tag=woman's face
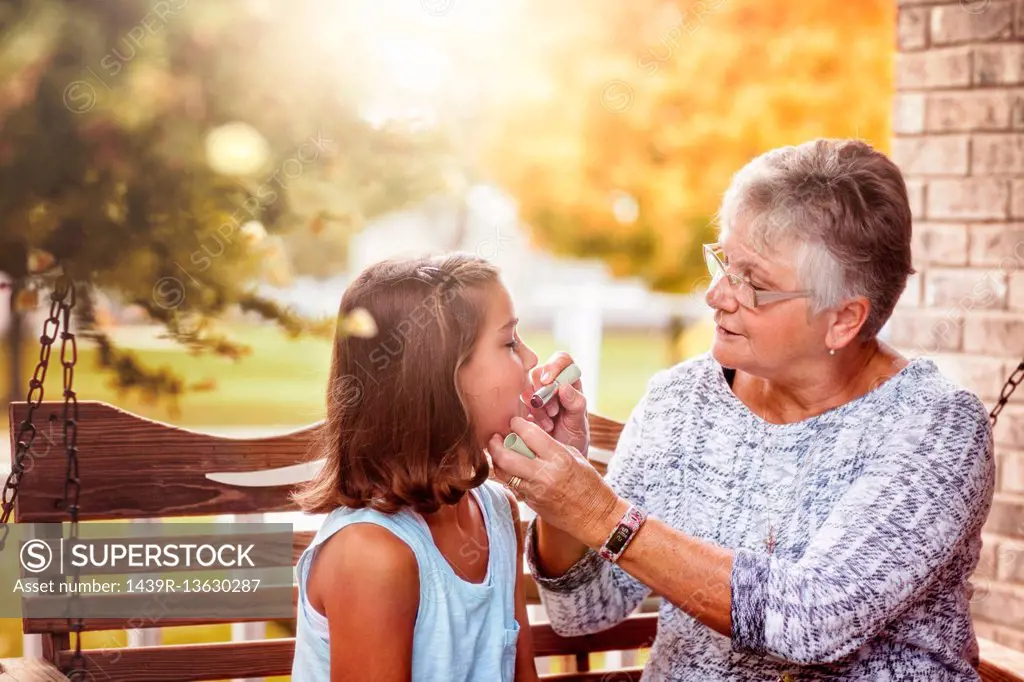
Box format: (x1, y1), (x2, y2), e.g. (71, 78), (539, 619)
(705, 228), (828, 374)
(458, 281), (539, 448)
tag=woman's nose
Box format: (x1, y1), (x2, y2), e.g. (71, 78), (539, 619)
(705, 276), (739, 312)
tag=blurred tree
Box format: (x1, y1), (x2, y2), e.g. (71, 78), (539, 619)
(0, 0), (449, 407)
(480, 0), (894, 293)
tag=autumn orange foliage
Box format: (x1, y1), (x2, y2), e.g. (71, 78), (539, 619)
(480, 0), (896, 292)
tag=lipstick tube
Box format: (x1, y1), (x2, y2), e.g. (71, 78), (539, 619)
(529, 363), (582, 409)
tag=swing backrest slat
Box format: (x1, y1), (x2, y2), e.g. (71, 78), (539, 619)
(9, 402), (318, 522)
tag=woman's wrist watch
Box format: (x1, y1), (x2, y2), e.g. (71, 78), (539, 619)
(598, 503), (648, 563)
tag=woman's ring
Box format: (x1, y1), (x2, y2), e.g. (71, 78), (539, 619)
(507, 475), (523, 494)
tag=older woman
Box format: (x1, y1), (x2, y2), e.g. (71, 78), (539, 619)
(489, 138), (995, 681)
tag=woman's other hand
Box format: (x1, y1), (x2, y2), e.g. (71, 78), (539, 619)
(490, 417), (623, 547)
(521, 352), (590, 457)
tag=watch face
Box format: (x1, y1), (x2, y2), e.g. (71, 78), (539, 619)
(606, 524), (632, 554)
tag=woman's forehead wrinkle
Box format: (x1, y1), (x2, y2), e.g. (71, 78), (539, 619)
(721, 227), (794, 278)
(731, 248), (795, 286)
(725, 245), (772, 273)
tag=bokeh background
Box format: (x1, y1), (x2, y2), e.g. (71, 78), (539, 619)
(0, 0), (896, 427)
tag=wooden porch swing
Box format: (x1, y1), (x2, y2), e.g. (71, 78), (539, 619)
(1, 280), (1024, 681)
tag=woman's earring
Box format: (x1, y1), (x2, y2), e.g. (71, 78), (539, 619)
(829, 348), (836, 356)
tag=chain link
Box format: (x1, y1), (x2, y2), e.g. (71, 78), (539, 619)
(56, 282), (86, 678)
(0, 277), (87, 678)
(990, 360), (1024, 429)
(0, 280), (71, 535)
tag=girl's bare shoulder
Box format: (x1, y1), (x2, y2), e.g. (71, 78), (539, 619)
(308, 523), (419, 610)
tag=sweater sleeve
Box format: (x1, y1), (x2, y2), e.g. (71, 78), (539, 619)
(524, 388), (655, 637)
(730, 391), (995, 665)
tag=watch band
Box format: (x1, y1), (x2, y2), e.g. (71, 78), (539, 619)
(598, 504), (648, 563)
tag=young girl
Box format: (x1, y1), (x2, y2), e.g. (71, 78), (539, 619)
(291, 253), (541, 682)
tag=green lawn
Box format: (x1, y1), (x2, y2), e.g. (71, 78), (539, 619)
(1, 324), (691, 428)
(0, 321), (710, 671)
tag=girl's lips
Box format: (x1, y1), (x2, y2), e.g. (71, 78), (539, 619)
(516, 397), (529, 419)
(517, 382), (534, 416)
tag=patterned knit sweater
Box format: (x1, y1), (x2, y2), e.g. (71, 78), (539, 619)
(525, 352), (995, 681)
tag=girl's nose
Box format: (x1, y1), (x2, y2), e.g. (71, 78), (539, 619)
(523, 343), (539, 370)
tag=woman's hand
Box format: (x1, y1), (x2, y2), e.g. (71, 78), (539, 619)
(490, 416), (624, 548)
(521, 352), (590, 457)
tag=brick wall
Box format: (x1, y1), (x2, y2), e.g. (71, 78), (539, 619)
(890, 0), (1024, 651)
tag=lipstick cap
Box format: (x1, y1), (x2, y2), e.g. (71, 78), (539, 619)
(503, 433), (536, 459)
(554, 363), (582, 386)
(530, 362), (583, 408)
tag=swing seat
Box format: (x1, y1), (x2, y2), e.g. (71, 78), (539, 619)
(0, 401), (651, 681)
(1, 400), (1021, 681)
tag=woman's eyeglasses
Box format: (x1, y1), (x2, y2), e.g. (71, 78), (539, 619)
(702, 243), (811, 309)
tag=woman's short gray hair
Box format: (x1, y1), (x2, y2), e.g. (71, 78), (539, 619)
(717, 138), (915, 341)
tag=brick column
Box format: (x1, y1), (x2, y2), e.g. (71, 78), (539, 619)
(889, 0), (1024, 650)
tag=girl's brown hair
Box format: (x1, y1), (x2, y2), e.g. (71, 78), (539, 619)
(291, 252), (501, 515)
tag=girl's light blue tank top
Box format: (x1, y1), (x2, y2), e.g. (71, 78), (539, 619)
(291, 479), (521, 681)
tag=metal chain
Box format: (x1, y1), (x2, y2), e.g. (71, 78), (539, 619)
(55, 282), (86, 679)
(0, 279), (72, 538)
(990, 360), (1024, 428)
(0, 277), (86, 678)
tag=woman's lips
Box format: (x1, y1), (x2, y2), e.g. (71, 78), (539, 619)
(716, 325), (741, 337)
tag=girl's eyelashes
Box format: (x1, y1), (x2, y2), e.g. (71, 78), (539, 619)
(506, 328), (522, 350)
